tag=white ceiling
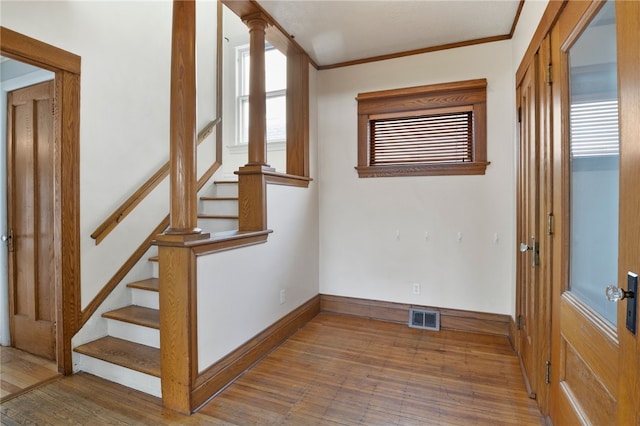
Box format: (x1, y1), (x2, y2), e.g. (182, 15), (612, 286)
(256, 0), (522, 67)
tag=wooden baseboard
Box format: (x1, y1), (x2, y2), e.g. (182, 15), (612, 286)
(191, 295), (320, 411)
(320, 294), (510, 337)
(509, 315), (518, 351)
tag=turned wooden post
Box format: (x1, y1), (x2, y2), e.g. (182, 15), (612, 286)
(237, 13), (274, 232)
(244, 14), (269, 166)
(157, 0), (208, 414)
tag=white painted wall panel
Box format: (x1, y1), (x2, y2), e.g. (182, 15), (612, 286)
(317, 41), (516, 315)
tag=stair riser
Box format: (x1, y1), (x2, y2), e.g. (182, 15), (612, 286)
(131, 288), (159, 309)
(199, 199), (238, 216)
(73, 353), (161, 397)
(198, 218), (239, 233)
(214, 183), (238, 198)
(106, 320), (160, 348)
(152, 261), (159, 279)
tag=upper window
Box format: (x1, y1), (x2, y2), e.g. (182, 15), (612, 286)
(237, 44), (287, 144)
(355, 79), (489, 177)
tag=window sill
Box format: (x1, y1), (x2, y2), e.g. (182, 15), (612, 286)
(355, 162), (490, 178)
(226, 140), (286, 155)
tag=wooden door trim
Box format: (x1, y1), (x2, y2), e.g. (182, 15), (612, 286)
(615, 0), (640, 422)
(1, 27), (81, 375)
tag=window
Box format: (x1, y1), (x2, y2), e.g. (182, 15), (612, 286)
(355, 79), (489, 177)
(237, 44), (286, 144)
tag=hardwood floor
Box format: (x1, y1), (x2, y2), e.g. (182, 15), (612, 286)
(0, 313), (543, 425)
(0, 346), (59, 401)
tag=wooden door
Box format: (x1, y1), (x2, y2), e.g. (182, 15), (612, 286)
(6, 80), (56, 360)
(550, 0), (639, 423)
(516, 54), (540, 400)
(614, 0), (640, 423)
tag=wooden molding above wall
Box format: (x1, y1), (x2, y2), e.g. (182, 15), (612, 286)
(320, 295), (511, 337)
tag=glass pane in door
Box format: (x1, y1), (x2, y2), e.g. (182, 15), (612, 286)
(568, 0), (619, 325)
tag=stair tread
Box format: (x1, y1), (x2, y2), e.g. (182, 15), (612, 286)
(200, 196), (239, 201)
(126, 278), (159, 292)
(103, 305), (159, 329)
(198, 214), (239, 219)
(74, 336), (160, 377)
(213, 180), (238, 184)
(149, 256), (158, 262)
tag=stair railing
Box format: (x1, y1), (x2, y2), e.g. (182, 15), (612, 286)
(90, 119), (219, 245)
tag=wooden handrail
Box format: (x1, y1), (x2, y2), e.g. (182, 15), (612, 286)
(90, 117), (220, 245)
(79, 153), (223, 328)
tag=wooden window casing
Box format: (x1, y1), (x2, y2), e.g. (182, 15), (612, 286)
(356, 79), (489, 177)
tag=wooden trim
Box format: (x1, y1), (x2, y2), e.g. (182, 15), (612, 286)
(191, 295), (321, 411)
(2, 28), (82, 376)
(509, 0), (527, 37)
(90, 120), (218, 244)
(516, 0), (567, 86)
(320, 295), (510, 337)
(286, 51), (310, 177)
(0, 27), (80, 73)
(221, 0), (317, 69)
(166, 0), (201, 235)
(356, 162), (490, 178)
(356, 79), (488, 178)
(356, 78), (487, 103)
(216, 0), (223, 164)
(236, 165), (270, 232)
(264, 171), (312, 188)
(509, 315), (518, 351)
(157, 241), (198, 414)
(319, 35), (510, 71)
(189, 230), (271, 256)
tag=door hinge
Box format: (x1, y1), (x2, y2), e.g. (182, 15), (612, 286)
(517, 315), (522, 330)
(545, 361), (551, 384)
(547, 213), (554, 235)
(545, 64), (553, 85)
(517, 107), (522, 123)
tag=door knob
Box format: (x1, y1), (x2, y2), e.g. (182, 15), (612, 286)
(520, 242), (532, 252)
(519, 236), (538, 267)
(606, 284), (635, 302)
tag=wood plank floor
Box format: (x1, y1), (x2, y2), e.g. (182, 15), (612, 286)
(0, 313), (544, 425)
(0, 346), (59, 401)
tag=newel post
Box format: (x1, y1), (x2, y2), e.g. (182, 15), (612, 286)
(237, 13), (274, 232)
(156, 0), (209, 414)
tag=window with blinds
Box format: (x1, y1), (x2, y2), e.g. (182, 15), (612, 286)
(356, 79), (489, 178)
(369, 109), (473, 165)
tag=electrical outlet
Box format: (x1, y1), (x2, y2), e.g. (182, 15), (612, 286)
(412, 283), (421, 295)
(279, 289), (286, 305)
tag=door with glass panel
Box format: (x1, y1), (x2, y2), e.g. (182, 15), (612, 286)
(550, 0), (640, 423)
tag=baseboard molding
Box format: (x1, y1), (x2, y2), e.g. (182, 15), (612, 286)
(191, 295), (320, 411)
(320, 294), (510, 337)
(509, 315), (518, 351)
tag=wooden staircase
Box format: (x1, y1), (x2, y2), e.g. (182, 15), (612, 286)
(73, 180), (238, 397)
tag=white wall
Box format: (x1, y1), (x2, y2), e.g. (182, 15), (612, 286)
(197, 65), (319, 369)
(512, 0), (550, 73)
(317, 41), (517, 316)
(1, 1), (220, 309)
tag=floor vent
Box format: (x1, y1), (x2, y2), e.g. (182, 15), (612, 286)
(409, 308), (440, 331)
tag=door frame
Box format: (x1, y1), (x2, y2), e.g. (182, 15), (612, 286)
(1, 27), (80, 374)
